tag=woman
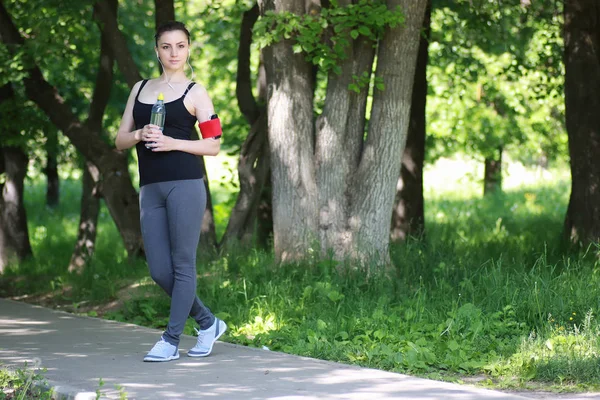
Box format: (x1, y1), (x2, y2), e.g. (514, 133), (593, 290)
(115, 21), (226, 362)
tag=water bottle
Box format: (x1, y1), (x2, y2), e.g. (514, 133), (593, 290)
(150, 92), (166, 131)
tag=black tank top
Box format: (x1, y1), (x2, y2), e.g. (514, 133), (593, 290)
(133, 80), (203, 186)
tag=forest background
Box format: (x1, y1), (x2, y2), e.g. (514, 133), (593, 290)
(1, 0), (600, 394)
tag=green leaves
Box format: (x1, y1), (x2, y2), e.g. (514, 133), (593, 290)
(427, 0), (566, 166)
(254, 1), (404, 74)
(347, 72), (384, 94)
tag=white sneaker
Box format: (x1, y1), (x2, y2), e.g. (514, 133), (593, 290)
(143, 337), (179, 362)
(188, 318), (227, 357)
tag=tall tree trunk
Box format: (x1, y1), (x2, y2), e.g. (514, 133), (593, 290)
(69, 162), (100, 273)
(483, 146), (503, 196)
(563, 0), (600, 245)
(349, 0), (427, 263)
(69, 0), (116, 272)
(0, 147), (33, 273)
(391, 0), (431, 242)
(316, 9), (376, 259)
(0, 84), (33, 273)
(259, 0), (319, 262)
(222, 2), (272, 249)
(222, 113), (270, 248)
(0, 3), (144, 259)
(45, 128), (60, 208)
(255, 50), (273, 248)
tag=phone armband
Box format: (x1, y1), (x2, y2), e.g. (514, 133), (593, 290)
(199, 117), (222, 139)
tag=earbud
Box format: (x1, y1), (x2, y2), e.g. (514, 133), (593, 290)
(156, 51), (159, 59)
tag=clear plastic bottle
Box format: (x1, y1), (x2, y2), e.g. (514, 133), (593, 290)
(150, 92), (166, 131)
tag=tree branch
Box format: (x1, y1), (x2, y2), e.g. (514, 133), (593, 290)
(236, 2), (260, 124)
(0, 2), (108, 165)
(88, 0), (116, 131)
(93, 0), (142, 88)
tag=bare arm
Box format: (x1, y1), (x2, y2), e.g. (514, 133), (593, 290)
(115, 81), (144, 150)
(145, 84), (221, 156)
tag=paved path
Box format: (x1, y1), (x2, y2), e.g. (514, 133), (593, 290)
(0, 299), (567, 399)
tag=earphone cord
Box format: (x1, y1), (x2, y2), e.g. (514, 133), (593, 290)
(156, 53), (194, 90)
(187, 52), (195, 81)
(157, 56), (176, 91)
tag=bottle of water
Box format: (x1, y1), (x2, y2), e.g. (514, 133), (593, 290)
(150, 92), (166, 131)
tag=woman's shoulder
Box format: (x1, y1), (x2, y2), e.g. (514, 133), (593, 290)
(189, 81), (207, 93)
(131, 79), (151, 93)
(188, 82), (210, 101)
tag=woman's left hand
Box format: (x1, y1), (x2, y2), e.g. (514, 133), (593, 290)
(146, 133), (178, 152)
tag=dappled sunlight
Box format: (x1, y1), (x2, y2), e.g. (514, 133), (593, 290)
(0, 299), (526, 399)
(0, 328), (56, 336)
(0, 318), (50, 325)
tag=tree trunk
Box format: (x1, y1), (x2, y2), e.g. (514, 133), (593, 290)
(69, 162), (100, 273)
(390, 0), (431, 242)
(563, 0), (600, 245)
(45, 128), (60, 208)
(222, 2), (272, 249)
(69, 0), (116, 273)
(350, 0), (426, 263)
(154, 0), (175, 26)
(0, 147), (33, 269)
(483, 146), (503, 196)
(316, 12), (376, 259)
(198, 156), (218, 252)
(222, 112), (270, 248)
(0, 84), (33, 273)
(0, 3), (144, 259)
(256, 180), (273, 248)
(259, 0), (319, 262)
(154, 0), (175, 75)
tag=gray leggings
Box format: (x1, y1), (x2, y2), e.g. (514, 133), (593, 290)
(140, 179), (215, 346)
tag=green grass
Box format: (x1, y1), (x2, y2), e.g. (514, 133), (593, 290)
(3, 158), (600, 391)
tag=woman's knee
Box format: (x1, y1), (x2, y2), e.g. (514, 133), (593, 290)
(149, 267), (173, 289)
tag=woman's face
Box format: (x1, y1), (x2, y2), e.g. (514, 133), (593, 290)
(156, 30), (189, 71)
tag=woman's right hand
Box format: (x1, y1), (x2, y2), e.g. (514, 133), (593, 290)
(140, 124), (162, 142)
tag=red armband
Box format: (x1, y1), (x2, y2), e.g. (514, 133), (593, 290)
(199, 118), (222, 139)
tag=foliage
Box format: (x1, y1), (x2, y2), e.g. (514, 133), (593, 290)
(254, 0), (404, 76)
(427, 0), (566, 167)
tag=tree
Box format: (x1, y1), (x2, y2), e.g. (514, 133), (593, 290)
(426, 0), (565, 196)
(69, 0), (117, 273)
(562, 0), (600, 246)
(257, 0), (428, 263)
(391, 0), (431, 242)
(0, 1), (145, 259)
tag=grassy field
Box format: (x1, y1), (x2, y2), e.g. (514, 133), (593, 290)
(3, 156), (600, 393)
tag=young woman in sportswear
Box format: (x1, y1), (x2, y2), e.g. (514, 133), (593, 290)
(115, 21), (226, 362)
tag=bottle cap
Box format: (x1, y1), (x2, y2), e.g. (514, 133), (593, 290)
(157, 92), (164, 101)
